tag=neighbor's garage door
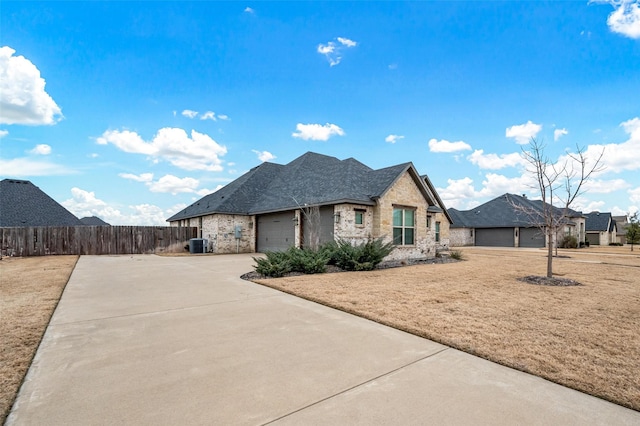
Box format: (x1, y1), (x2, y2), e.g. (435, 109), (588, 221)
(519, 227), (545, 248)
(586, 233), (600, 245)
(475, 228), (514, 247)
(257, 211), (295, 252)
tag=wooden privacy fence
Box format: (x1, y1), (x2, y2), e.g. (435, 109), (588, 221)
(0, 226), (198, 256)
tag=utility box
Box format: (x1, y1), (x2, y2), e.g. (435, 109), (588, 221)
(189, 238), (208, 254)
(234, 225), (242, 239)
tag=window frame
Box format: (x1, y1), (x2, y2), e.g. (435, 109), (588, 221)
(393, 206), (416, 246)
(435, 221), (441, 243)
(354, 209), (365, 226)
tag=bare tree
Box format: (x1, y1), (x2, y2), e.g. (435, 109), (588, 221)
(518, 138), (604, 278)
(302, 205), (322, 250)
(626, 212), (640, 252)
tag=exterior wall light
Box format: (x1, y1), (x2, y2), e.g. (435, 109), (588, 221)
(334, 212), (341, 223)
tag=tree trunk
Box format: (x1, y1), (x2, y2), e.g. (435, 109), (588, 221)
(547, 230), (553, 278)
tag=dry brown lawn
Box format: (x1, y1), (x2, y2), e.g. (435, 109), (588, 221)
(0, 255), (78, 423)
(254, 246), (640, 411)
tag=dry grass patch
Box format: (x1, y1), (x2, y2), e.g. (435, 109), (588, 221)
(0, 255), (78, 423)
(254, 247), (640, 411)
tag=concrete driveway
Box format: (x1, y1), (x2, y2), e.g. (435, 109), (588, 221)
(8, 254), (639, 425)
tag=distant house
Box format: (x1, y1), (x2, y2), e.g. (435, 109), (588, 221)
(167, 152), (451, 260)
(585, 212), (617, 245)
(0, 179), (83, 226)
(448, 193), (585, 248)
(612, 215), (628, 245)
(80, 216), (110, 226)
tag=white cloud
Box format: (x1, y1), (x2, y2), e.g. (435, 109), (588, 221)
(317, 37), (357, 66)
(200, 111), (216, 121)
(428, 138), (472, 153)
(97, 127), (227, 171)
(0, 157), (73, 176)
(582, 178), (630, 193)
(119, 172), (154, 183)
(181, 109), (198, 118)
(554, 128), (568, 141)
(252, 150), (276, 162)
(629, 186), (640, 203)
(337, 37), (357, 47)
(436, 177), (479, 209)
(479, 173), (537, 199)
(580, 200), (606, 213)
(28, 144), (51, 155)
(0, 130), (8, 138)
(0, 46), (62, 125)
(148, 175), (199, 195)
(244, 7), (255, 14)
(62, 187), (175, 226)
(292, 123), (345, 141)
(577, 117), (640, 173)
(605, 0), (640, 39)
(468, 149), (524, 170)
(506, 121), (542, 144)
(385, 134), (404, 144)
(218, 114), (230, 121)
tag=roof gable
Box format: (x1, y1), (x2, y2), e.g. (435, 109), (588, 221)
(585, 212), (613, 231)
(0, 179), (83, 226)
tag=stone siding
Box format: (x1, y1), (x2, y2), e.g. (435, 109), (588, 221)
(333, 204), (374, 243)
(450, 227), (474, 247)
(375, 172), (433, 260)
(171, 214), (255, 253)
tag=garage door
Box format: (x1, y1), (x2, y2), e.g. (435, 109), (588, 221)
(586, 233), (600, 245)
(519, 227), (545, 248)
(475, 228), (514, 247)
(257, 211), (295, 252)
(302, 205), (335, 249)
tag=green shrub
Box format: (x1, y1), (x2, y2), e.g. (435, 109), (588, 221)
(559, 235), (578, 249)
(253, 251), (291, 277)
(330, 238), (394, 271)
(608, 242), (623, 246)
(286, 246), (329, 274)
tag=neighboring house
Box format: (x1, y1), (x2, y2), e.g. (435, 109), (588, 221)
(80, 216), (110, 226)
(167, 152), (452, 260)
(448, 193), (585, 248)
(612, 215), (628, 245)
(0, 179), (83, 226)
(585, 212), (617, 245)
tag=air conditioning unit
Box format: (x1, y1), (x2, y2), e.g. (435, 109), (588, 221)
(189, 238), (207, 254)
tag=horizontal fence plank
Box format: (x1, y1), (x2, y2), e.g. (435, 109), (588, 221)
(0, 226), (198, 256)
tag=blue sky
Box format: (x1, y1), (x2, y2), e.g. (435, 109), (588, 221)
(1, 1), (639, 225)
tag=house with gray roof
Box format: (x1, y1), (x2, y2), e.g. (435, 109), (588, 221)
(0, 179), (83, 227)
(167, 152), (451, 259)
(447, 193), (585, 248)
(585, 212), (617, 245)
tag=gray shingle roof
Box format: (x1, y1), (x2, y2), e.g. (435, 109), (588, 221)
(447, 193), (583, 229)
(80, 216), (110, 226)
(0, 179), (83, 226)
(585, 212), (613, 232)
(167, 152), (449, 222)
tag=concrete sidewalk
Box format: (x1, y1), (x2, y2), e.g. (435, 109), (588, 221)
(8, 254), (639, 425)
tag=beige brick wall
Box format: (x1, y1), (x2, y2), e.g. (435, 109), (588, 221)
(376, 172), (434, 260)
(177, 214), (255, 253)
(334, 203), (374, 243)
(450, 227), (474, 247)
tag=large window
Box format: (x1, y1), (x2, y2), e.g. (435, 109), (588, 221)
(355, 209), (365, 226)
(435, 221), (441, 243)
(393, 207), (415, 245)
